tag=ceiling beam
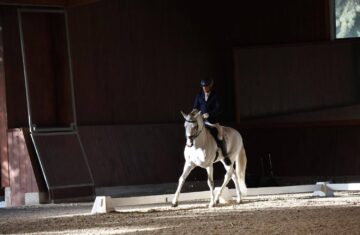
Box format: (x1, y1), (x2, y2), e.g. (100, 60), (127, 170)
(67, 0), (100, 7)
(0, 0), (66, 6)
(0, 0), (100, 7)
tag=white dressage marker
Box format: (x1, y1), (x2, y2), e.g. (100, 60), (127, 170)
(312, 182), (360, 197)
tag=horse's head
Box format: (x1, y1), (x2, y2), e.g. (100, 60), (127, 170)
(181, 109), (204, 147)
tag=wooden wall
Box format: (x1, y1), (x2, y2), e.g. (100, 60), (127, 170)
(0, 13), (9, 187)
(3, 0), (360, 195)
(67, 0), (330, 125)
(1, 7), (73, 129)
(67, 0), (231, 125)
(78, 125), (184, 186)
(20, 11), (73, 127)
(234, 41), (360, 120)
(78, 124), (219, 186)
(31, 133), (94, 199)
(221, 0), (330, 46)
(1, 7), (28, 129)
(241, 124), (360, 179)
(1, 0), (331, 127)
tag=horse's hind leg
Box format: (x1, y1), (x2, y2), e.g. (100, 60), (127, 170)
(172, 161), (195, 207)
(214, 161), (234, 205)
(206, 166), (215, 208)
(231, 170), (242, 204)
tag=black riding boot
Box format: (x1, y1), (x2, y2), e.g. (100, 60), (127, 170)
(206, 125), (231, 166)
(219, 139), (231, 166)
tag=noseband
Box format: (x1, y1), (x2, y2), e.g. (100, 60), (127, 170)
(185, 119), (204, 147)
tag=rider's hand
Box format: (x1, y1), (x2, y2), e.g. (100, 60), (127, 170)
(202, 113), (209, 119)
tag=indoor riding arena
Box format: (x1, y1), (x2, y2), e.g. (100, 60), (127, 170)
(1, 0), (360, 234)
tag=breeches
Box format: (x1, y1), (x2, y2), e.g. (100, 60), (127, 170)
(205, 122), (224, 141)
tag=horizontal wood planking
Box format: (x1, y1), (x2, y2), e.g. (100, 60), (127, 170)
(238, 105), (360, 128)
(6, 123), (360, 202)
(79, 123), (360, 188)
(32, 133), (93, 187)
(78, 124), (189, 187)
(239, 124), (360, 179)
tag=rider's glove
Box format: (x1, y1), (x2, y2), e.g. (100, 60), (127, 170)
(202, 113), (209, 119)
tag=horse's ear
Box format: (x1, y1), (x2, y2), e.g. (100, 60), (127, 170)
(194, 110), (202, 118)
(181, 111), (187, 119)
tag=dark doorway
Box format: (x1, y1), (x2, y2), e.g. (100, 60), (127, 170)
(19, 9), (74, 130)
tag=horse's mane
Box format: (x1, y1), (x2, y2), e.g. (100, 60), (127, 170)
(190, 109), (200, 116)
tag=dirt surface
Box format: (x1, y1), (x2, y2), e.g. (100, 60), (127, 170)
(0, 192), (360, 235)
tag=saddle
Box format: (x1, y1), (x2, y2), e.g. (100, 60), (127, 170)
(205, 125), (227, 156)
(205, 124), (231, 165)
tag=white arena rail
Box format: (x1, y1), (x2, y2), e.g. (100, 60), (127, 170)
(91, 182), (360, 214)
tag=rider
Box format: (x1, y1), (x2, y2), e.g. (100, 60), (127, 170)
(193, 78), (231, 165)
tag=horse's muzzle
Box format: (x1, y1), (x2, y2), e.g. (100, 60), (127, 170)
(186, 138), (194, 147)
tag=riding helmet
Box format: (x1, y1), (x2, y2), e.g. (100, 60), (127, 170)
(200, 78), (214, 87)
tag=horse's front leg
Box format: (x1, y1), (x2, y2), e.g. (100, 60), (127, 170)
(214, 161), (234, 205)
(171, 161), (195, 207)
(206, 166), (215, 208)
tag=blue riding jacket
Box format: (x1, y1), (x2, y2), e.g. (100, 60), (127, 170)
(193, 90), (222, 124)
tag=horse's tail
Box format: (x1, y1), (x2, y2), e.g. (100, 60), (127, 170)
(236, 146), (247, 195)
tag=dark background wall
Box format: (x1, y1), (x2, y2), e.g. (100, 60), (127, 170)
(67, 0), (330, 125)
(68, 0), (232, 124)
(234, 41), (360, 120)
(2, 0), (331, 127)
(2, 0), (360, 190)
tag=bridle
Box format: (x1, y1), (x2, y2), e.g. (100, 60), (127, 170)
(185, 119), (204, 147)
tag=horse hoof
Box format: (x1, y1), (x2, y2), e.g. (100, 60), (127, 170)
(171, 202), (178, 207)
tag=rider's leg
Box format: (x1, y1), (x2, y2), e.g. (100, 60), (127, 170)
(215, 123), (224, 140)
(215, 124), (231, 166)
(206, 123), (231, 166)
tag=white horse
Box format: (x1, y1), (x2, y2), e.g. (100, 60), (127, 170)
(172, 110), (247, 208)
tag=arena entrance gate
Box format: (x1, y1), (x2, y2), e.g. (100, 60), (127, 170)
(18, 8), (94, 201)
